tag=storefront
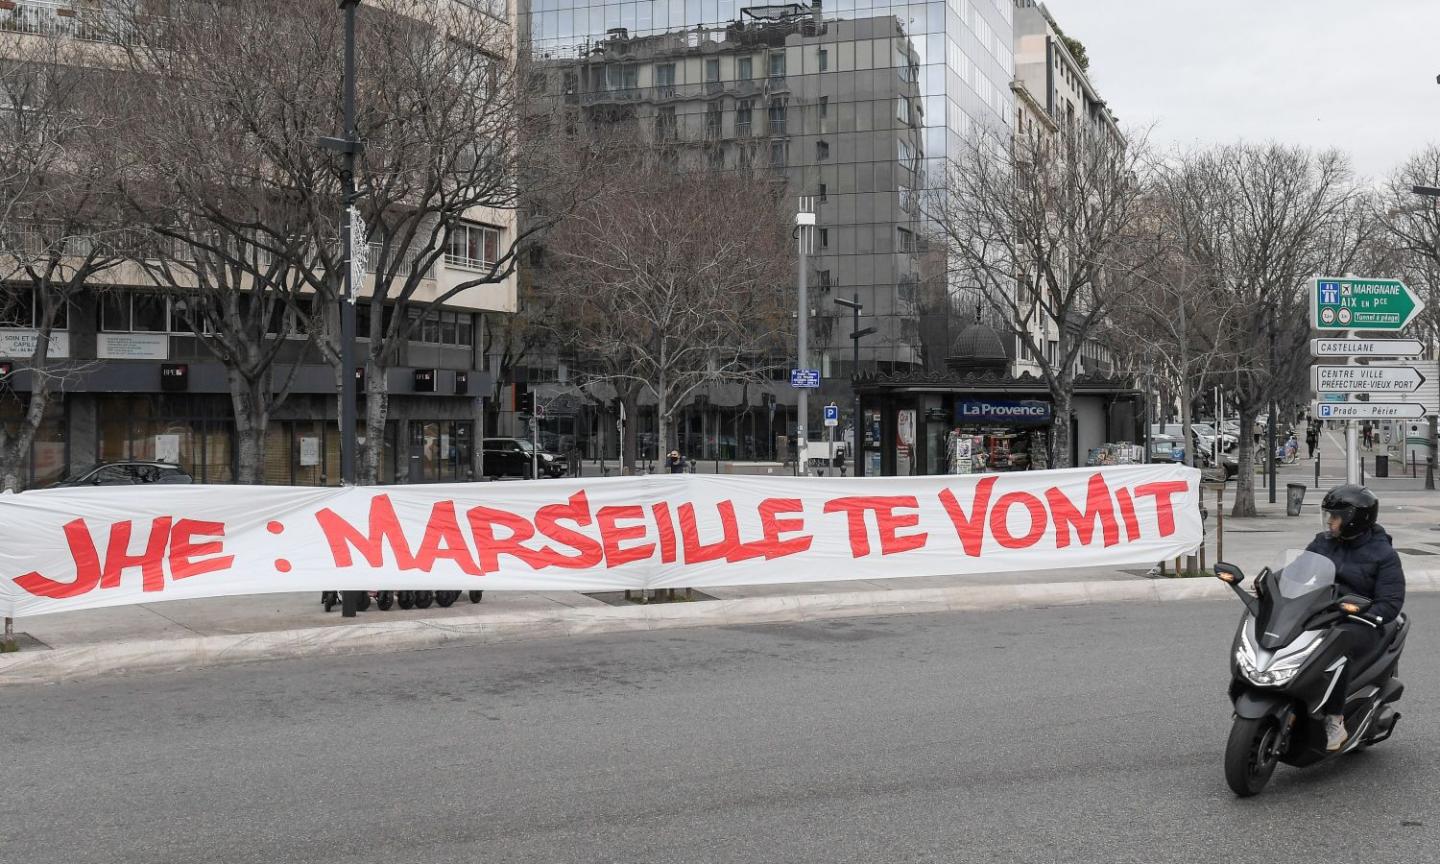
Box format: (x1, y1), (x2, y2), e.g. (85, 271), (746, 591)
(856, 375), (1145, 478)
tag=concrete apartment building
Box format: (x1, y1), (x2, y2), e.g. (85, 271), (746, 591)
(0, 0), (517, 489)
(521, 0), (1016, 461)
(1008, 0), (1122, 379)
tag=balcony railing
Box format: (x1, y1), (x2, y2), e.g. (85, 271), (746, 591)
(0, 0), (140, 47)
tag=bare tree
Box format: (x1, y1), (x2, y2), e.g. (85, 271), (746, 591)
(1378, 146), (1440, 350)
(114, 0), (591, 484)
(110, 0), (348, 483)
(1161, 144), (1370, 516)
(0, 32), (128, 491)
(539, 159), (793, 471)
(928, 124), (1155, 468)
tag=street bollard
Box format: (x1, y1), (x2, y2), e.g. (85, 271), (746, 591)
(1428, 457), (1435, 491)
(1215, 485), (1225, 564)
(2, 616), (16, 653)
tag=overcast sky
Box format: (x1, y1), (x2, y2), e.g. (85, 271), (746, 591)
(1044, 0), (1439, 184)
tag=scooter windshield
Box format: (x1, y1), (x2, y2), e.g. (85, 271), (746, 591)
(1276, 551), (1336, 599)
(1258, 551), (1337, 650)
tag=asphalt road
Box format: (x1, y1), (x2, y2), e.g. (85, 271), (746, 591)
(6, 595), (1439, 864)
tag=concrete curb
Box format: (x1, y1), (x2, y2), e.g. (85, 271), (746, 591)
(6, 571), (1440, 686)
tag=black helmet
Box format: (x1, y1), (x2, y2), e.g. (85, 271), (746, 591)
(1320, 484), (1378, 540)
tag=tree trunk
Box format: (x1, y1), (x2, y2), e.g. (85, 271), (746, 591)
(228, 368), (270, 485)
(361, 356), (389, 485)
(1232, 410), (1258, 517)
(1051, 387), (1073, 469)
(0, 331), (55, 492)
(656, 375), (669, 464)
(0, 394), (46, 493)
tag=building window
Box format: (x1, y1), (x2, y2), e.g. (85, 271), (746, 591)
(768, 51), (785, 79)
(897, 227), (916, 253)
(446, 222), (501, 271)
(706, 103), (722, 139)
(656, 106), (677, 140)
(736, 99), (752, 137)
(897, 97), (910, 125)
(817, 48), (828, 72)
(816, 139), (830, 160)
(817, 269), (832, 289)
(898, 139), (914, 172)
(738, 57), (752, 79)
(819, 95), (828, 118)
(100, 291), (168, 333)
(769, 140), (787, 167)
(767, 97), (786, 135)
(819, 228), (829, 248)
(705, 58), (720, 82)
(708, 145), (725, 169)
(817, 182), (827, 201)
(0, 288), (67, 330)
(656, 63), (676, 94)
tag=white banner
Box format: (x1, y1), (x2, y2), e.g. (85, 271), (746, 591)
(0, 465), (1202, 619)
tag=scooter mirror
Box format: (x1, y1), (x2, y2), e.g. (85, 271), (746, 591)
(1337, 594), (1372, 615)
(1214, 562), (1244, 585)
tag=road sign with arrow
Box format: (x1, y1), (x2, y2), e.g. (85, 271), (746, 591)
(1311, 364), (1427, 394)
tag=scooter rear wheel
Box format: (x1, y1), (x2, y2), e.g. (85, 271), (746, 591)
(1225, 716), (1280, 797)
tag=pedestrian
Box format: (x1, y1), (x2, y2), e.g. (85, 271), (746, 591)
(1306, 425), (1318, 460)
(666, 449), (685, 474)
(1362, 421), (1373, 449)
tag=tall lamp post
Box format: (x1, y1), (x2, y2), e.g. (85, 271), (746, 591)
(834, 294), (875, 477)
(319, 0), (365, 616)
(1409, 184), (1440, 490)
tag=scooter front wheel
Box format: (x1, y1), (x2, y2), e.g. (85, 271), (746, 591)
(1225, 716), (1280, 797)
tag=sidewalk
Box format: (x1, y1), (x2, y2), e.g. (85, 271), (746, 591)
(5, 487), (1438, 685)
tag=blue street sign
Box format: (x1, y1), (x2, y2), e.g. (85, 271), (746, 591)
(790, 369), (821, 388)
(1318, 280), (1341, 306)
(823, 404), (839, 421)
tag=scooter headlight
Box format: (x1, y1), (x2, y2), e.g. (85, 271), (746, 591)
(1236, 635), (1322, 687)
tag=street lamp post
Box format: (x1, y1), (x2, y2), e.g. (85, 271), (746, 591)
(319, 0), (365, 616)
(795, 197), (815, 476)
(834, 294), (875, 477)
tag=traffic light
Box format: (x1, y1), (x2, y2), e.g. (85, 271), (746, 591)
(516, 389), (534, 415)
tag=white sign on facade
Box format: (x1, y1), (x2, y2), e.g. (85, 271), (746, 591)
(97, 333), (169, 360)
(0, 330), (70, 360)
(299, 437), (321, 467)
(154, 434), (181, 464)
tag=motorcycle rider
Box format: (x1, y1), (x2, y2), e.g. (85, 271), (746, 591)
(1303, 485), (1405, 751)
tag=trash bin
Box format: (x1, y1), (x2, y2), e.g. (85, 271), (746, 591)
(1375, 454), (1389, 478)
(1285, 483), (1306, 517)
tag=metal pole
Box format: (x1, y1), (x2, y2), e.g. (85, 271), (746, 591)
(852, 294), (862, 478)
(1346, 420), (1360, 485)
(339, 0), (361, 619)
(1267, 400), (1277, 504)
(795, 197), (813, 476)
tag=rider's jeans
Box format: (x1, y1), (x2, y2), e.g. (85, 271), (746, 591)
(1323, 620), (1385, 714)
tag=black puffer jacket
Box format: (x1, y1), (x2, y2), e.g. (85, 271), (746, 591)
(1304, 525), (1406, 622)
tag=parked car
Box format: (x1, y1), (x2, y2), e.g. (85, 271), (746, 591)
(47, 461), (194, 488)
(1149, 428), (1238, 479)
(1191, 422), (1238, 453)
(480, 438), (567, 479)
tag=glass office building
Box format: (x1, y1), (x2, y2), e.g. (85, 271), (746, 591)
(523, 0), (1015, 380)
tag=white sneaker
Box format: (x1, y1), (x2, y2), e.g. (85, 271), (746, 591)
(1324, 714), (1349, 751)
